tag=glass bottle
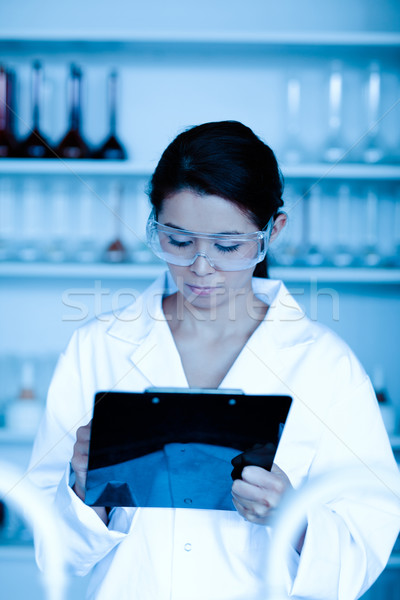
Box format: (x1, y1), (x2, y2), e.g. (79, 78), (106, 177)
(76, 182), (100, 263)
(0, 65), (16, 157)
(45, 181), (70, 262)
(0, 178), (16, 261)
(281, 76), (302, 164)
(361, 188), (381, 267)
(18, 61), (53, 159)
(301, 186), (325, 266)
(104, 182), (128, 262)
(6, 68), (16, 145)
(324, 61), (346, 163)
(391, 189), (400, 267)
(363, 62), (384, 164)
(55, 64), (89, 159)
(17, 179), (44, 261)
(94, 70), (126, 160)
(331, 185), (354, 267)
(272, 184), (301, 266)
(6, 360), (44, 435)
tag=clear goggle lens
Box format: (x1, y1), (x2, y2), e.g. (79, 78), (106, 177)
(146, 213), (274, 271)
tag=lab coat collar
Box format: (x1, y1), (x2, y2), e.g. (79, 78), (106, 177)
(106, 271), (316, 387)
(106, 271), (316, 351)
(106, 271), (187, 388)
(106, 270), (176, 346)
(251, 276), (316, 350)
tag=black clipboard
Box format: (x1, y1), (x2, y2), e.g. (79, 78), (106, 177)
(85, 388), (292, 510)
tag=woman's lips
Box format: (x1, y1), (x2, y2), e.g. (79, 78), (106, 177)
(186, 284), (220, 296)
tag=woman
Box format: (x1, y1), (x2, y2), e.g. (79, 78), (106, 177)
(28, 121), (399, 600)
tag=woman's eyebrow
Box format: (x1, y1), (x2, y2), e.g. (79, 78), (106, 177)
(164, 222), (245, 235)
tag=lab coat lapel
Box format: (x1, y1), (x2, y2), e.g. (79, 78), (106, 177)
(107, 273), (314, 392)
(220, 320), (287, 393)
(221, 278), (314, 393)
(106, 271), (187, 388)
(128, 319), (188, 388)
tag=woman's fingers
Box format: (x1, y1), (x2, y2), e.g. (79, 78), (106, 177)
(75, 421), (91, 448)
(231, 464), (292, 524)
(242, 465), (287, 493)
(71, 421), (92, 498)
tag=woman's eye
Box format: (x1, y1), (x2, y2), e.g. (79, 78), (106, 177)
(215, 243), (240, 253)
(168, 236), (192, 248)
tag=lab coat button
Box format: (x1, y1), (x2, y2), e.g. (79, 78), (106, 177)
(184, 497), (192, 504)
(184, 543), (192, 552)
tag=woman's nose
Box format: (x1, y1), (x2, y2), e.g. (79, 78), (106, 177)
(190, 252), (216, 275)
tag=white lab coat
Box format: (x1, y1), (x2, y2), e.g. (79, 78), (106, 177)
(28, 272), (399, 600)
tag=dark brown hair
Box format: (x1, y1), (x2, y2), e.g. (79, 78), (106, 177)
(148, 120), (284, 277)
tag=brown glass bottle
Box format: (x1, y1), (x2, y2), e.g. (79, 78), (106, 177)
(94, 70), (126, 160)
(55, 64), (89, 159)
(18, 61), (53, 158)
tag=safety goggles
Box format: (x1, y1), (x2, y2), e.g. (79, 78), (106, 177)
(146, 211), (274, 271)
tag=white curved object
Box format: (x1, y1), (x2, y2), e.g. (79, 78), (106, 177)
(0, 461), (66, 600)
(265, 468), (400, 600)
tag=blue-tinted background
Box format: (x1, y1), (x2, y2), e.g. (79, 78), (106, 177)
(0, 1), (399, 598)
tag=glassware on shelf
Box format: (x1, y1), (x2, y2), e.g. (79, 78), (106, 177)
(17, 61), (53, 159)
(281, 76), (303, 165)
(76, 182), (100, 263)
(363, 62), (384, 164)
(360, 188), (382, 267)
(17, 179), (44, 261)
(0, 65), (17, 157)
(5, 359), (44, 435)
(391, 189), (400, 267)
(331, 184), (354, 267)
(323, 61), (346, 163)
(45, 181), (70, 262)
(130, 184), (156, 264)
(5, 67), (16, 144)
(299, 185), (326, 266)
(93, 70), (127, 160)
(55, 64), (89, 159)
(104, 182), (128, 263)
(0, 178), (16, 261)
(272, 184), (301, 266)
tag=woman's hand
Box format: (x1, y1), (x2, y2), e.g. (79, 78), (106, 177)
(70, 421), (108, 524)
(231, 463), (292, 525)
(71, 421), (92, 501)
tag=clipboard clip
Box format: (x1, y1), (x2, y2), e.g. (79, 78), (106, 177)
(144, 387), (244, 395)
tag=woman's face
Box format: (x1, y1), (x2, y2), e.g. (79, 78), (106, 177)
(157, 189), (271, 310)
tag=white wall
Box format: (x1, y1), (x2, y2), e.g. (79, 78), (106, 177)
(1, 0), (400, 35)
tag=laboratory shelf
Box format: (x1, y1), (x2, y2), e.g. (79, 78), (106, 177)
(0, 160), (400, 181)
(281, 163), (400, 181)
(0, 261), (165, 280)
(271, 267), (400, 283)
(1, 30), (400, 48)
(1, 262), (400, 283)
(0, 159), (153, 177)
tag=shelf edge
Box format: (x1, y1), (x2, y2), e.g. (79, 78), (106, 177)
(1, 31), (400, 47)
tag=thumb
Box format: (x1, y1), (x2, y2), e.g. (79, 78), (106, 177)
(271, 462), (285, 476)
(271, 463), (292, 491)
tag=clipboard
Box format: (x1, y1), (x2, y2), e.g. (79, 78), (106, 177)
(85, 388), (292, 510)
